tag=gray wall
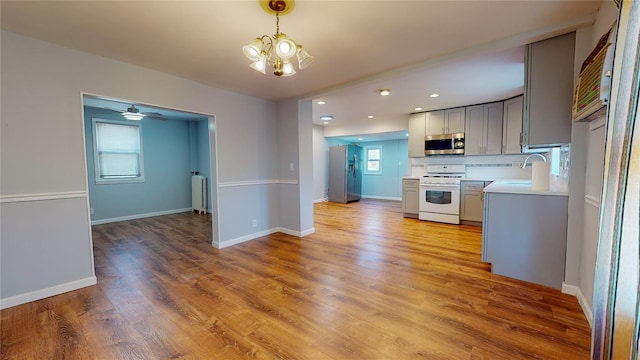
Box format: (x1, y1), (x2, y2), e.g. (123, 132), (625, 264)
(0, 30), (310, 308)
(312, 125), (329, 202)
(564, 0), (617, 324)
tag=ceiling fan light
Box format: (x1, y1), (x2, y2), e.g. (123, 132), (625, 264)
(123, 112), (144, 121)
(122, 105), (145, 121)
(275, 34), (297, 59)
(281, 60), (296, 76)
(296, 45), (314, 69)
(242, 38), (264, 61)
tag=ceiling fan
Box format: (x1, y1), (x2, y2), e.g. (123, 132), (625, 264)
(121, 105), (167, 121)
(86, 104), (168, 121)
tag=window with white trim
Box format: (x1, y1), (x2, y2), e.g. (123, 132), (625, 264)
(93, 119), (144, 183)
(364, 146), (382, 174)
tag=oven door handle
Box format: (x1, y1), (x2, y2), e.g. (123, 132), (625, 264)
(420, 184), (460, 190)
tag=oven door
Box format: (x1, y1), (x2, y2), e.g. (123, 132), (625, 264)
(419, 184), (460, 215)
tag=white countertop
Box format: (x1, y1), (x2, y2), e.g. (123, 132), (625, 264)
(483, 179), (568, 196)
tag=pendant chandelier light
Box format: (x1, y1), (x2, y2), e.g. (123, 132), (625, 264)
(242, 0), (314, 77)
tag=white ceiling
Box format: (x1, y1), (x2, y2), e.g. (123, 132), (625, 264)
(1, 1), (601, 141)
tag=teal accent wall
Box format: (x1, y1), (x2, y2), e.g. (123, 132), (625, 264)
(325, 138), (408, 200)
(361, 139), (408, 199)
(84, 108), (209, 221)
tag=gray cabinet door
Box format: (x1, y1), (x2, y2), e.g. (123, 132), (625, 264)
(524, 32), (575, 149)
(464, 105), (484, 156)
(485, 102), (503, 155)
(425, 110), (445, 135)
(402, 179), (420, 215)
(502, 96), (523, 154)
(445, 107), (466, 133)
(408, 113), (426, 157)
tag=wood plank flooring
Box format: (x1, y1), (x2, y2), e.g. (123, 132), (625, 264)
(1, 199), (591, 359)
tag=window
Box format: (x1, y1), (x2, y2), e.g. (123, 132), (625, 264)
(364, 146), (382, 174)
(93, 119), (144, 183)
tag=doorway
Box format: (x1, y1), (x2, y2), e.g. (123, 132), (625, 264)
(81, 93), (219, 245)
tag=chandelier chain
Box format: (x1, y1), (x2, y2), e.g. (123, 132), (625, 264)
(276, 11), (280, 35)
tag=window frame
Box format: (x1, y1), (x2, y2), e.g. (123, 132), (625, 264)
(364, 146), (382, 175)
(92, 118), (145, 185)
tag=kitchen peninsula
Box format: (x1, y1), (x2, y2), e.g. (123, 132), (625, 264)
(482, 180), (568, 289)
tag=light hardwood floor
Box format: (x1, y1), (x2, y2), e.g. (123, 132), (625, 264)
(1, 199), (590, 359)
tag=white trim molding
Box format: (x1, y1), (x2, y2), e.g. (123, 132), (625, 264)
(215, 227), (315, 249)
(218, 179), (298, 188)
(91, 208), (192, 225)
(0, 276), (97, 310)
(361, 195), (402, 201)
(562, 282), (593, 327)
(314, 198), (328, 203)
(0, 191), (87, 204)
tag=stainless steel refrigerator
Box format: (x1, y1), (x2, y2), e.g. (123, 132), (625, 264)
(328, 144), (362, 203)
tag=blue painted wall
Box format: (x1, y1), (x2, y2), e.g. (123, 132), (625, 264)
(84, 108), (207, 221)
(326, 138), (408, 200)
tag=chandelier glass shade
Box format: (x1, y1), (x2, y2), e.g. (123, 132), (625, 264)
(243, 1), (313, 77)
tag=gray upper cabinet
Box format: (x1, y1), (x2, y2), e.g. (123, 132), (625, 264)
(445, 107), (466, 134)
(425, 110), (445, 136)
(426, 108), (465, 136)
(523, 32), (575, 150)
(408, 112), (426, 158)
(464, 102), (502, 156)
(502, 95), (523, 154)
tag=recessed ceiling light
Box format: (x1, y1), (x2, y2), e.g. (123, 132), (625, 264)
(414, 107), (423, 111)
(367, 115), (374, 119)
(379, 89), (390, 96)
(430, 93), (440, 98)
(358, 137), (364, 141)
(323, 121), (329, 125)
(320, 115), (333, 121)
(317, 100), (326, 105)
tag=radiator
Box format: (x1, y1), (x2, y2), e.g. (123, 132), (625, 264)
(191, 175), (207, 214)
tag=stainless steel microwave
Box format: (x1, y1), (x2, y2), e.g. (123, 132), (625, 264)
(424, 133), (465, 155)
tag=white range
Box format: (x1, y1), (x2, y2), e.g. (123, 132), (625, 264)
(419, 164), (465, 224)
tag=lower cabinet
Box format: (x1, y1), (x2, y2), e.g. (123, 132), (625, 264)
(482, 192), (568, 290)
(402, 178), (420, 218)
(460, 181), (490, 224)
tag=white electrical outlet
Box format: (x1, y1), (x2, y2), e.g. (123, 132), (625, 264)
(289, 163), (294, 171)
(90, 208), (94, 215)
(251, 219), (257, 227)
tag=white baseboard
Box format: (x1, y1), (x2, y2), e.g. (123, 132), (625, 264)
(562, 282), (593, 327)
(0, 276), (97, 310)
(361, 195), (402, 201)
(314, 198), (328, 203)
(215, 227), (316, 249)
(279, 227), (315, 237)
(91, 208), (192, 225)
(215, 228), (280, 249)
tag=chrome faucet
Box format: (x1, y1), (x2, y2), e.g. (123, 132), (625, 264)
(521, 153), (547, 168)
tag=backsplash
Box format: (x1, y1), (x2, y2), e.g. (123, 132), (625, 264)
(550, 144), (570, 192)
(410, 154), (533, 179)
